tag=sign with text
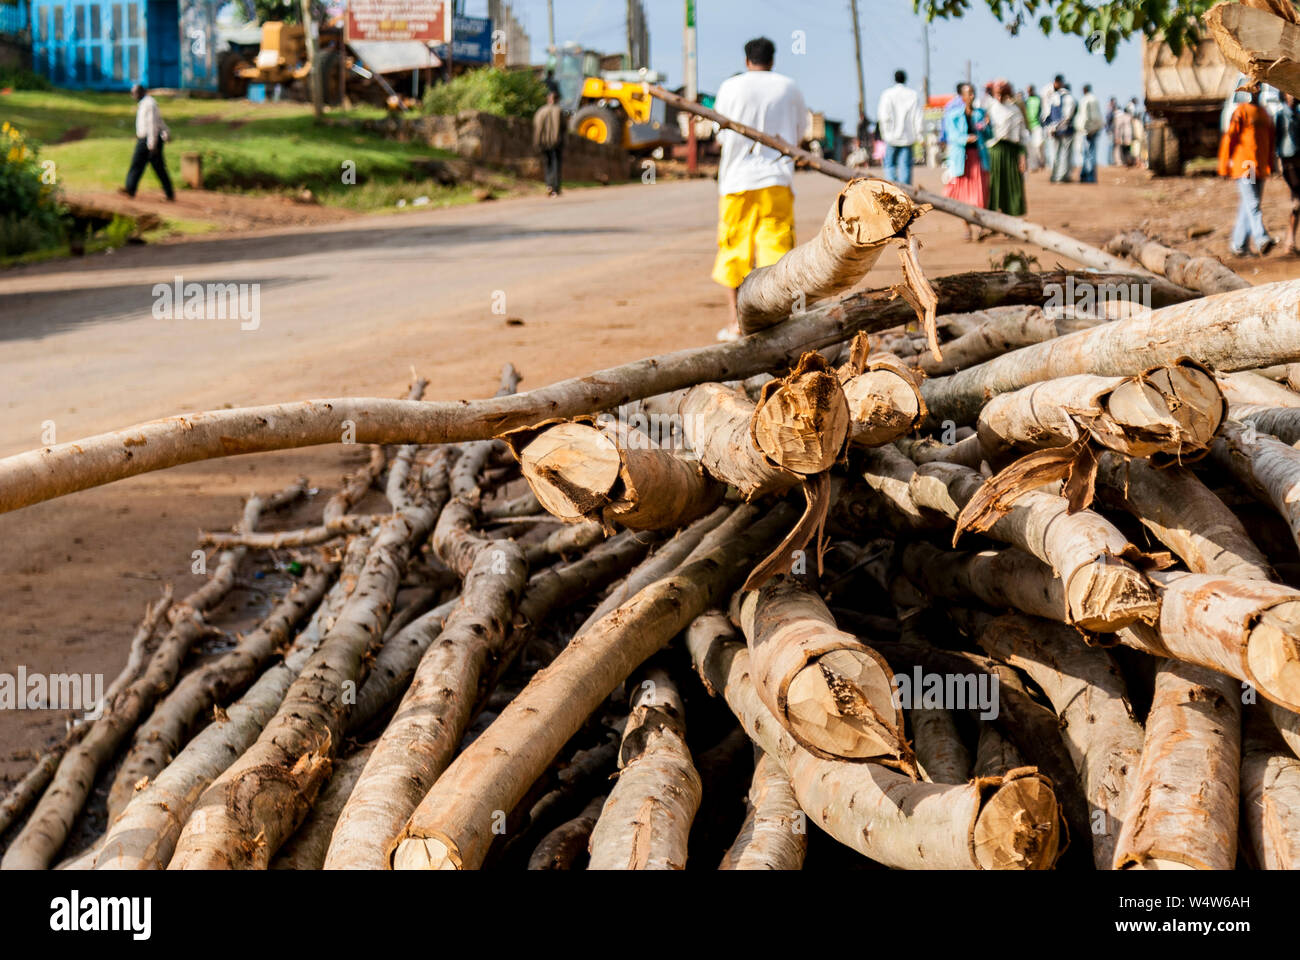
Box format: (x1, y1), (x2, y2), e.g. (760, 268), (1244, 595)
(346, 0), (447, 43)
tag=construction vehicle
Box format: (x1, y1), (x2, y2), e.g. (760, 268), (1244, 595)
(552, 44), (682, 153)
(1142, 35), (1239, 175)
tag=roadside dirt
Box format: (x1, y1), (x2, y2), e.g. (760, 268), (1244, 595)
(2, 163), (1296, 795)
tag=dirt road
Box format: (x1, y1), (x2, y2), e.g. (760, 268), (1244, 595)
(1, 164), (1296, 779)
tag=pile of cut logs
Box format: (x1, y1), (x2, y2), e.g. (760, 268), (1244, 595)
(2, 178), (1300, 871)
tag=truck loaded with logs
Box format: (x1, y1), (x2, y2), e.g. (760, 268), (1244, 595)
(2, 89), (1300, 873)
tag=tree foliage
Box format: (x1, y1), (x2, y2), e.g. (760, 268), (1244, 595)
(915, 0), (1219, 59)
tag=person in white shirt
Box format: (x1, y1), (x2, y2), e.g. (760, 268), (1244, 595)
(711, 36), (807, 339)
(1074, 83), (1105, 183)
(124, 84), (175, 201)
(876, 70), (923, 185)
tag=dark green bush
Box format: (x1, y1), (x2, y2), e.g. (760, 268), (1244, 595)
(422, 68), (547, 120)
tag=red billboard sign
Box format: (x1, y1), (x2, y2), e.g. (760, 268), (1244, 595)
(346, 0), (447, 43)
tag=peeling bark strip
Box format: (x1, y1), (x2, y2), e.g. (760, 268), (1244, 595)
(0, 271), (1190, 517)
(92, 534), (371, 871)
(1113, 662), (1241, 871)
(105, 564), (335, 821)
(906, 460), (1161, 631)
(586, 669), (702, 870)
(922, 279), (1300, 427)
(680, 383), (800, 499)
(1241, 710), (1300, 870)
(168, 461), (449, 869)
(1146, 571), (1300, 713)
(736, 579), (906, 762)
(737, 178), (926, 334)
(974, 613), (1144, 870)
(388, 503), (795, 871)
(719, 748), (807, 870)
(1213, 420), (1300, 552)
(684, 613), (1062, 869)
(1106, 229), (1251, 296)
(514, 420), (722, 532)
(975, 361), (1225, 464)
(917, 306), (1101, 378)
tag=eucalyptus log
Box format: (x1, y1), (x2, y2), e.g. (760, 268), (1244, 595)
(527, 795), (606, 870)
(901, 542), (1068, 624)
(684, 612), (1062, 869)
(922, 280), (1300, 426)
(735, 578), (906, 762)
(1241, 710), (1300, 870)
(974, 725), (1025, 779)
(910, 707), (971, 785)
(917, 306), (1100, 377)
(271, 744), (376, 870)
(1213, 420), (1300, 551)
(1113, 662), (1241, 871)
(679, 383), (799, 498)
(1221, 371), (1300, 408)
(737, 177), (925, 334)
(750, 353), (851, 473)
(840, 347), (927, 448)
(1105, 229), (1251, 295)
(1233, 405), (1300, 446)
(974, 612), (1144, 869)
(586, 669), (701, 870)
(718, 749), (807, 870)
(389, 503), (794, 870)
(1206, 0), (1300, 101)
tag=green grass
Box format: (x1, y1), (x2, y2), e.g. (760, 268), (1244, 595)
(1, 90), (466, 207)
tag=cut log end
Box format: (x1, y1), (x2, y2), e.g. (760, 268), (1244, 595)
(785, 648), (903, 759)
(973, 773), (1062, 870)
(752, 365), (850, 475)
(390, 834), (460, 871)
(1065, 559), (1161, 632)
(838, 178), (919, 244)
(1101, 362), (1225, 460)
(1247, 601), (1300, 711)
(519, 422), (621, 521)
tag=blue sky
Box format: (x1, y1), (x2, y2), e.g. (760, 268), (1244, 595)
(463, 0), (1145, 120)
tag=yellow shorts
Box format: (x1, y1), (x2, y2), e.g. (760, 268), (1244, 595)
(711, 185), (795, 289)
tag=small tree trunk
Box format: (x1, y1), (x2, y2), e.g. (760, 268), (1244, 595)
(679, 384), (800, 498)
(587, 669), (702, 870)
(973, 725), (1025, 779)
(1241, 710), (1300, 870)
(1221, 371), (1300, 408)
(750, 353), (851, 474)
(1112, 662), (1241, 870)
(736, 578), (906, 762)
(911, 708), (971, 785)
(737, 178), (925, 334)
(840, 348), (926, 448)
(1214, 420), (1300, 552)
(1232, 404), (1300, 445)
(1205, 1), (1300, 101)
(389, 503), (794, 871)
(901, 541), (1069, 624)
(271, 744), (376, 870)
(718, 748), (806, 870)
(1106, 229), (1251, 295)
(922, 280), (1300, 427)
(916, 306), (1100, 377)
(527, 795), (606, 870)
(684, 613), (1062, 869)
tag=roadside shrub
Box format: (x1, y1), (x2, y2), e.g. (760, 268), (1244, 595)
(422, 68), (547, 120)
(0, 66), (53, 91)
(0, 121), (64, 255)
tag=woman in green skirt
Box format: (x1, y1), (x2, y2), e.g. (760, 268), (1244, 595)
(986, 79), (1028, 217)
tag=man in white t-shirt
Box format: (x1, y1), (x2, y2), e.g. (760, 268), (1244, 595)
(711, 37), (807, 339)
(876, 69), (923, 185)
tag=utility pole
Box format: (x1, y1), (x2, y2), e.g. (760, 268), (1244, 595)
(684, 0), (698, 174)
(300, 0), (323, 119)
(627, 0), (636, 70)
(921, 19), (930, 105)
(965, 59), (972, 86)
(849, 0), (866, 125)
(547, 0), (555, 51)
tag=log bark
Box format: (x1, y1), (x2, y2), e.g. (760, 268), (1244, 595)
(737, 178), (925, 334)
(1106, 229), (1252, 295)
(1206, 0), (1300, 100)
(105, 564), (335, 820)
(679, 383), (799, 498)
(736, 578), (906, 762)
(1112, 661), (1241, 871)
(523, 520), (606, 566)
(1233, 404), (1300, 445)
(901, 542), (1069, 624)
(0, 273), (1194, 517)
(974, 613), (1144, 869)
(91, 534), (370, 870)
(718, 748), (807, 870)
(922, 280), (1300, 426)
(974, 725), (1025, 779)
(684, 613), (1062, 869)
(514, 420), (722, 532)
(270, 744), (376, 870)
(0, 487), (288, 870)
(1241, 709), (1300, 870)
(168, 460), (448, 869)
(1220, 371), (1300, 408)
(527, 795), (606, 870)
(911, 707), (972, 785)
(1213, 420), (1300, 551)
(840, 346), (927, 448)
(388, 502), (795, 870)
(916, 306), (1100, 377)
(586, 669), (701, 870)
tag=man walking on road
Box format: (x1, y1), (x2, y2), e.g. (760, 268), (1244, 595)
(1076, 83), (1104, 183)
(1219, 80), (1276, 256)
(711, 36), (807, 340)
(533, 89), (566, 198)
(877, 70), (922, 185)
(1046, 75), (1077, 183)
(123, 84), (174, 201)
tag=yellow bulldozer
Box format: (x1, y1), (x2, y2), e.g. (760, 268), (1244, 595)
(552, 45), (682, 154)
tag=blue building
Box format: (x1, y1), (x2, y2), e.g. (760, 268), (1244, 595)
(21, 0), (221, 90)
